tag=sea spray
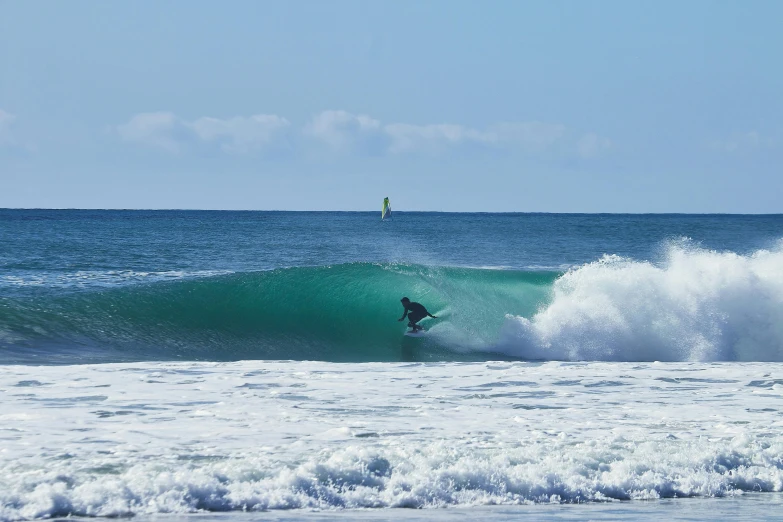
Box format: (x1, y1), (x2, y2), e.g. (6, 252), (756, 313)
(497, 243), (783, 361)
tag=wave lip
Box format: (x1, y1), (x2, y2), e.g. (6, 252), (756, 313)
(0, 269), (235, 289)
(497, 243), (783, 362)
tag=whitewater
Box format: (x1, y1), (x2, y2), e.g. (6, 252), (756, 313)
(498, 242), (783, 362)
(1, 210), (783, 520)
(3, 361), (783, 520)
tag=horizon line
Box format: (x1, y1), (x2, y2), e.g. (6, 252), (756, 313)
(1, 207), (782, 216)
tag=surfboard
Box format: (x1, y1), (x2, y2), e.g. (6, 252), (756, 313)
(404, 329), (426, 337)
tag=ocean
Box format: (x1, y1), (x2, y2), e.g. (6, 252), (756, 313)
(1, 210), (782, 520)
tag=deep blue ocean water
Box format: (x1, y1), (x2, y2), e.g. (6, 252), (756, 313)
(3, 210), (781, 275)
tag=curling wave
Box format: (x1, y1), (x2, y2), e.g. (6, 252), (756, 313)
(0, 263), (553, 363)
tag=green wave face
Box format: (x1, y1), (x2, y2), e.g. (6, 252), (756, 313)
(0, 264), (557, 363)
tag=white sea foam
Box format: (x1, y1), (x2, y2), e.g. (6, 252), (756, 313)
(497, 244), (783, 361)
(0, 269), (233, 289)
(1, 360), (782, 520)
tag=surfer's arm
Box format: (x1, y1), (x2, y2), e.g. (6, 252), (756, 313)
(398, 308), (408, 321)
(427, 313), (437, 318)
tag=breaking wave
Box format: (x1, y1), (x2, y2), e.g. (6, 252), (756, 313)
(497, 243), (783, 361)
(2, 243), (782, 363)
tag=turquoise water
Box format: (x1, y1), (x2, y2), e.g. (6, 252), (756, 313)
(1, 210), (782, 363)
(156, 494), (783, 520)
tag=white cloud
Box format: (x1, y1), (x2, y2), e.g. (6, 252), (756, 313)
(116, 109), (610, 159)
(303, 110), (381, 149)
(384, 123), (483, 153)
(577, 132), (612, 158)
(486, 122), (567, 150)
(384, 121), (568, 153)
(116, 112), (180, 152)
(116, 112), (290, 153)
(305, 111), (572, 155)
(187, 115), (290, 153)
(710, 131), (778, 153)
(0, 109), (15, 127)
(0, 109), (18, 146)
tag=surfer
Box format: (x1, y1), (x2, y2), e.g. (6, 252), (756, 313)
(398, 297), (437, 332)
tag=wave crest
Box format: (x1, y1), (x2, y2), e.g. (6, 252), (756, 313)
(497, 244), (783, 361)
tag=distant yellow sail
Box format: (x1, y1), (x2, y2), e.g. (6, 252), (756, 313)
(382, 197), (392, 220)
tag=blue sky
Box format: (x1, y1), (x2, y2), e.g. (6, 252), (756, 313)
(1, 0), (781, 212)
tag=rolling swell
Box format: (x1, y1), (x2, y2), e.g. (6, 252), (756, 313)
(0, 263), (555, 364)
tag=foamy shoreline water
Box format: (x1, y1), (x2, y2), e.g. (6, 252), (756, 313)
(125, 494), (783, 520)
(2, 360), (782, 520)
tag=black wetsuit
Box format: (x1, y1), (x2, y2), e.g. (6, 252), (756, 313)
(400, 302), (432, 327)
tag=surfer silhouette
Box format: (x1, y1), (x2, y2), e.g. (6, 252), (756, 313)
(398, 297), (437, 332)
